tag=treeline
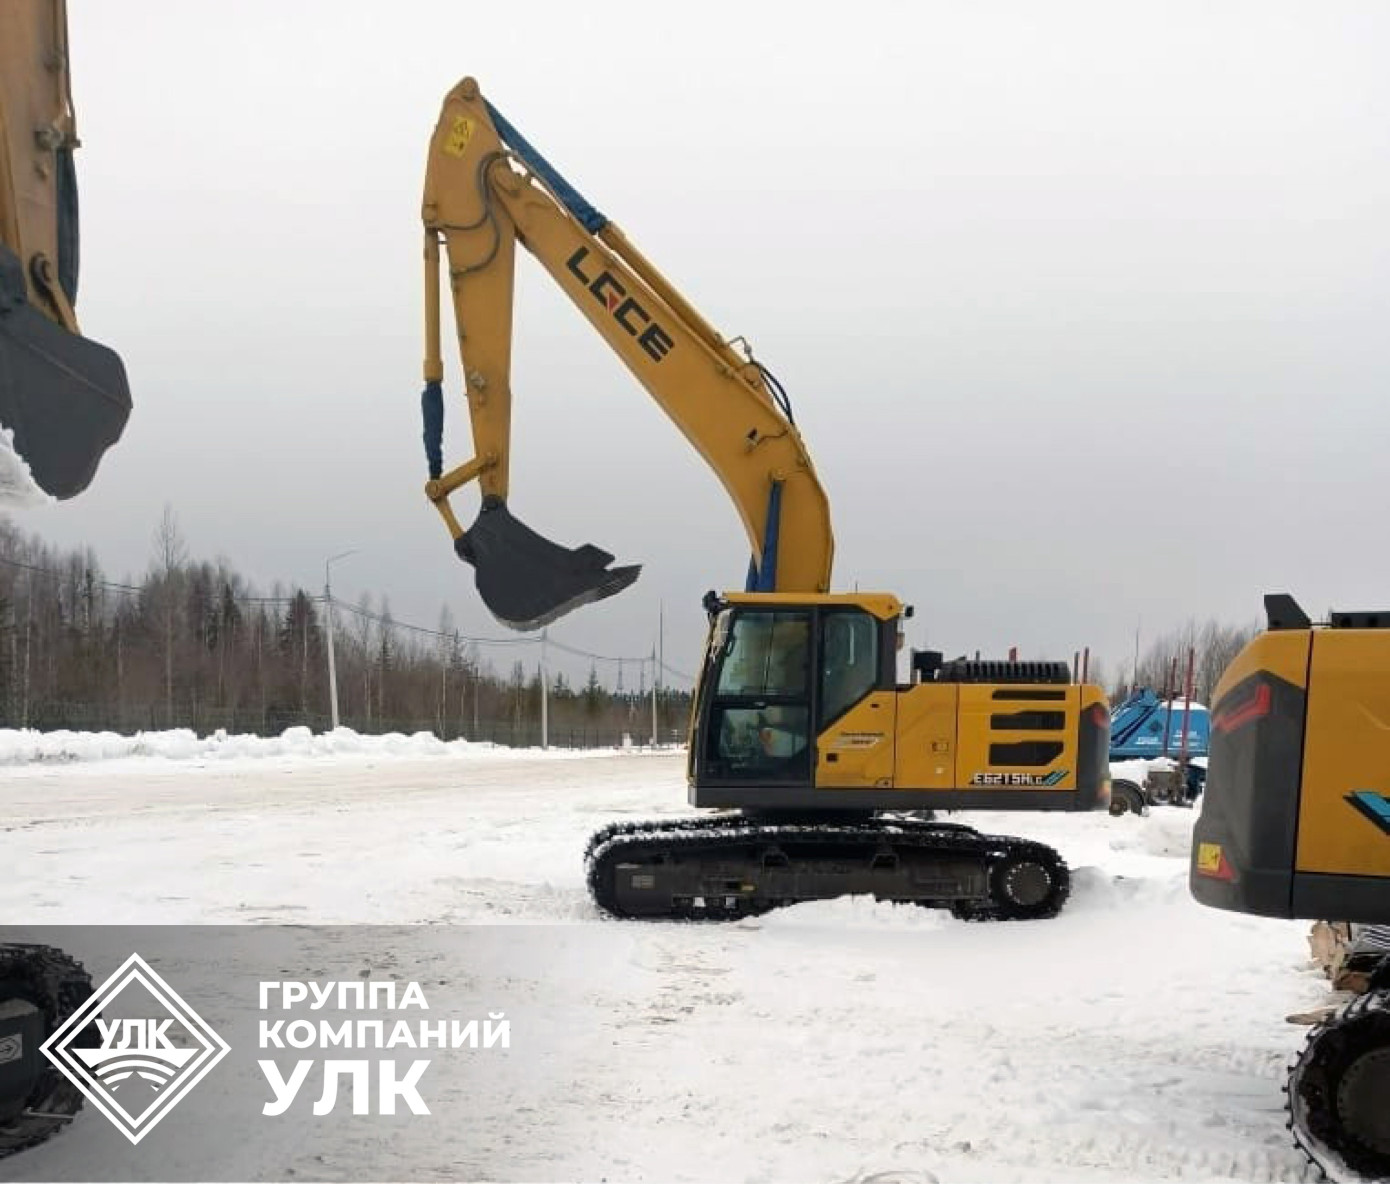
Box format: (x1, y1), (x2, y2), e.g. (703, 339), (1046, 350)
(1, 506), (1267, 740)
(0, 509), (689, 746)
(1109, 617), (1260, 706)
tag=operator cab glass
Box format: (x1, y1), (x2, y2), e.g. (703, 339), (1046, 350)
(692, 603), (890, 789)
(819, 609), (878, 727)
(699, 608), (814, 785)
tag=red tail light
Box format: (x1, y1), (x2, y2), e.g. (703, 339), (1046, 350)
(1212, 683), (1272, 735)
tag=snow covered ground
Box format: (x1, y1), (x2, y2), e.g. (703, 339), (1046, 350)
(0, 741), (1330, 1182)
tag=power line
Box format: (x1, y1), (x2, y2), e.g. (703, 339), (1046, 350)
(0, 553), (305, 604)
(319, 595), (688, 675)
(0, 553), (144, 594)
(545, 633), (652, 665)
(324, 595), (532, 647)
(659, 659), (695, 683)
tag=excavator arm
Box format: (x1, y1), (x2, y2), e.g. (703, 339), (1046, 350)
(420, 76), (833, 631)
(0, 0), (130, 500)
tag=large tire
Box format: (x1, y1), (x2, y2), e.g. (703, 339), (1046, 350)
(1108, 780), (1146, 817)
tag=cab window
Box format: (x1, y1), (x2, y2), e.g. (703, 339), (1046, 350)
(819, 609), (879, 726)
(715, 611), (810, 697)
(704, 609), (812, 784)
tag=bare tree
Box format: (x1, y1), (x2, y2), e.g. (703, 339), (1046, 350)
(1131, 616), (1260, 705)
(150, 504), (188, 726)
(352, 592), (375, 727)
(1085, 657), (1108, 697)
(436, 604), (455, 735)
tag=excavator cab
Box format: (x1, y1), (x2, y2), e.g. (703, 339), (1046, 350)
(0, 0), (131, 501)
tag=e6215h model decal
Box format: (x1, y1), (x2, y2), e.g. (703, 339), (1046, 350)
(566, 246), (675, 362)
(1347, 790), (1390, 836)
(970, 770), (1069, 788)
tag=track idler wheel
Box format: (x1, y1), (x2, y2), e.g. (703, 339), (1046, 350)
(997, 857), (1054, 909)
(951, 848), (1070, 922)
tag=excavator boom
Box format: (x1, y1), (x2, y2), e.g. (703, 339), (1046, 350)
(0, 0), (130, 501)
(420, 77), (832, 630)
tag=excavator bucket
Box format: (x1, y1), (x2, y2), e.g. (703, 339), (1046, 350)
(0, 245), (130, 500)
(454, 499), (641, 631)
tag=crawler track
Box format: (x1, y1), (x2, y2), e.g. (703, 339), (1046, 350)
(1287, 987), (1390, 1183)
(585, 814), (1069, 922)
(0, 944), (96, 1159)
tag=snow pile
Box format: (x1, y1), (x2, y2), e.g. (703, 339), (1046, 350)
(1109, 756), (1164, 785)
(0, 724), (667, 766)
(1160, 696), (1207, 715)
(0, 424), (54, 508)
(1109, 754), (1204, 783)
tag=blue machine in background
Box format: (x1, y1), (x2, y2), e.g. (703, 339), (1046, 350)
(1109, 688), (1210, 801)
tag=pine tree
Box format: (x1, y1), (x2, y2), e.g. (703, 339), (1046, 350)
(584, 662), (603, 718)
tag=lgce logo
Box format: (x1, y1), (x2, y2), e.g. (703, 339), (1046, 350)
(41, 953), (230, 1144)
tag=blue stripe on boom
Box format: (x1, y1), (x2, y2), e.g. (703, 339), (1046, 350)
(421, 380), (444, 480)
(746, 481), (783, 593)
(484, 101), (608, 235)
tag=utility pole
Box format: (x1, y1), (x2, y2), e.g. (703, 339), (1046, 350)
(324, 550), (358, 732)
(540, 628), (549, 750)
(650, 647), (657, 748)
(657, 600), (664, 745)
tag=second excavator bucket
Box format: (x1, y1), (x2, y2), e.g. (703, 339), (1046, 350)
(0, 246), (130, 500)
(455, 499), (641, 632)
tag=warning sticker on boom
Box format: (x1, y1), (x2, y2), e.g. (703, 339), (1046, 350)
(443, 115), (476, 158)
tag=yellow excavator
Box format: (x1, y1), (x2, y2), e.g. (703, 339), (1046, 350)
(1190, 593), (1390, 1181)
(0, 0), (129, 501)
(420, 77), (1112, 923)
(1, 2), (112, 1160)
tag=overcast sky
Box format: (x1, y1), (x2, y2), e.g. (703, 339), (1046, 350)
(14, 0), (1390, 690)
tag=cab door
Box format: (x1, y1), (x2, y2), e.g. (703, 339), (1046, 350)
(695, 608), (814, 787)
(815, 608), (896, 788)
